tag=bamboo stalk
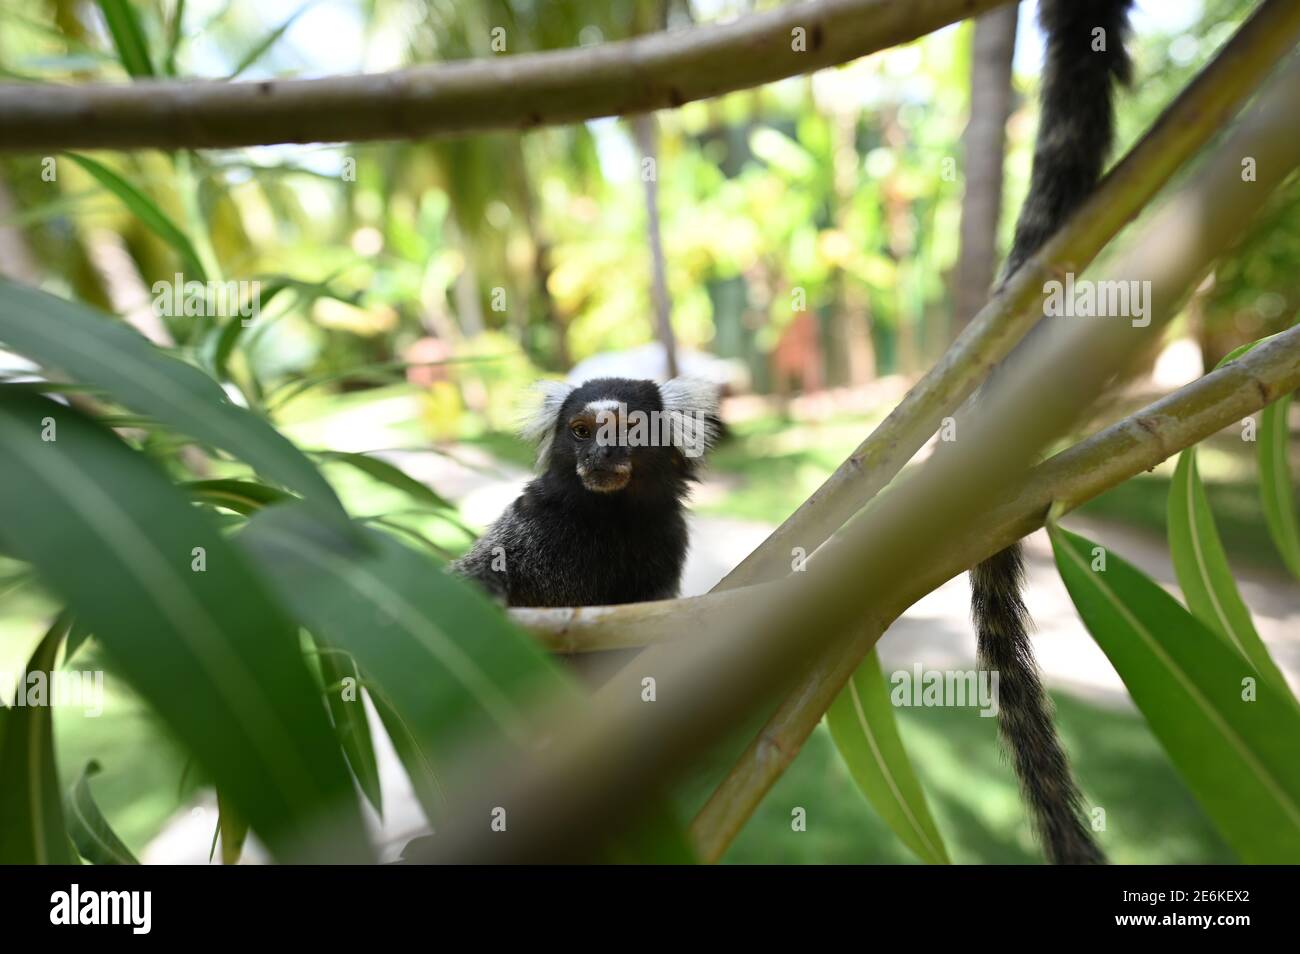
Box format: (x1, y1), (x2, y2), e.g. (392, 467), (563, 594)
(0, 0), (1011, 152)
(712, 0), (1300, 592)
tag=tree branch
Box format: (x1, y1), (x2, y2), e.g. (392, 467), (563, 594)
(0, 0), (1012, 153)
(688, 321), (1300, 861)
(712, 0), (1300, 592)
(510, 324), (1300, 655)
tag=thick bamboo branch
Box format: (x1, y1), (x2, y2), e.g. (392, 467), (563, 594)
(510, 324), (1300, 655)
(712, 0), (1300, 592)
(414, 56), (1300, 864)
(0, 0), (1011, 153)
(689, 321), (1300, 861)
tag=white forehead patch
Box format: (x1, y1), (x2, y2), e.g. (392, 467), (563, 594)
(584, 399), (621, 414)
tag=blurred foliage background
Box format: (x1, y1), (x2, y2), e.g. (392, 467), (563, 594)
(0, 0), (1295, 863)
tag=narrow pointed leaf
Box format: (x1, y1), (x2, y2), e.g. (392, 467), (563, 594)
(826, 648), (950, 864)
(0, 390), (369, 861)
(214, 789), (250, 865)
(0, 280), (354, 534)
(1168, 450), (1287, 688)
(0, 614), (75, 865)
(1050, 525), (1300, 863)
(1260, 394), (1300, 580)
(67, 154), (202, 279)
(318, 647), (384, 816)
(96, 0), (154, 77)
(368, 684), (443, 823)
(317, 451), (455, 511)
(227, 1), (315, 79)
(184, 478), (294, 515)
(65, 761), (139, 865)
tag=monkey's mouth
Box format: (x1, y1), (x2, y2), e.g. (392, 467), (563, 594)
(578, 462), (632, 493)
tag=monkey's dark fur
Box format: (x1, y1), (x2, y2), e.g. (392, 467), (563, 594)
(452, 377), (718, 607)
(973, 0), (1133, 865)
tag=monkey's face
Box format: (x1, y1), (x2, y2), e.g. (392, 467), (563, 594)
(525, 376), (720, 497)
(567, 402), (635, 493)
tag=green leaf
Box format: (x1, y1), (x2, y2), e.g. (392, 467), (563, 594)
(164, 0), (186, 75)
(0, 390), (370, 862)
(317, 451), (455, 511)
(317, 647), (384, 816)
(368, 685), (443, 823)
(1260, 393), (1300, 580)
(227, 1), (316, 79)
(214, 789), (250, 865)
(184, 478), (294, 515)
(238, 503), (571, 828)
(66, 154), (203, 280)
(1050, 525), (1300, 862)
(825, 648), (950, 864)
(65, 761), (139, 865)
(65, 616), (94, 662)
(96, 0), (154, 78)
(211, 279), (296, 379)
(0, 613), (75, 865)
(0, 280), (354, 535)
(1168, 450), (1287, 689)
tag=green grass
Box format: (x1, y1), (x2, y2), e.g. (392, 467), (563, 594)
(678, 691), (1232, 864)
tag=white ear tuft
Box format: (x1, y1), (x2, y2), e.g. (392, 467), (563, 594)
(658, 377), (720, 458)
(520, 380), (575, 470)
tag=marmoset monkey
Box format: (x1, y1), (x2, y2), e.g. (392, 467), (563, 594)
(452, 376), (719, 607)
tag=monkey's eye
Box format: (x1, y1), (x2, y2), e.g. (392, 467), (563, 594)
(570, 422), (592, 441)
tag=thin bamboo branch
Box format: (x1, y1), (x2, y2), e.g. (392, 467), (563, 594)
(0, 0), (1012, 153)
(712, 0), (1300, 592)
(415, 56), (1300, 863)
(510, 324), (1300, 655)
(689, 321), (1300, 861)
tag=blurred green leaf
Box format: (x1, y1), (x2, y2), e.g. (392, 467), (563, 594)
(66, 154), (203, 280)
(227, 1), (315, 79)
(0, 389), (370, 861)
(96, 0), (155, 78)
(318, 647), (383, 816)
(239, 503), (571, 827)
(1260, 393), (1300, 580)
(0, 613), (75, 865)
(65, 616), (94, 662)
(164, 0), (186, 75)
(66, 760), (139, 865)
(826, 648), (950, 864)
(214, 788), (250, 865)
(318, 451), (455, 512)
(1168, 450), (1287, 689)
(0, 280), (355, 535)
(368, 685), (443, 823)
(1050, 525), (1300, 863)
(210, 279), (295, 380)
(184, 478), (294, 515)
